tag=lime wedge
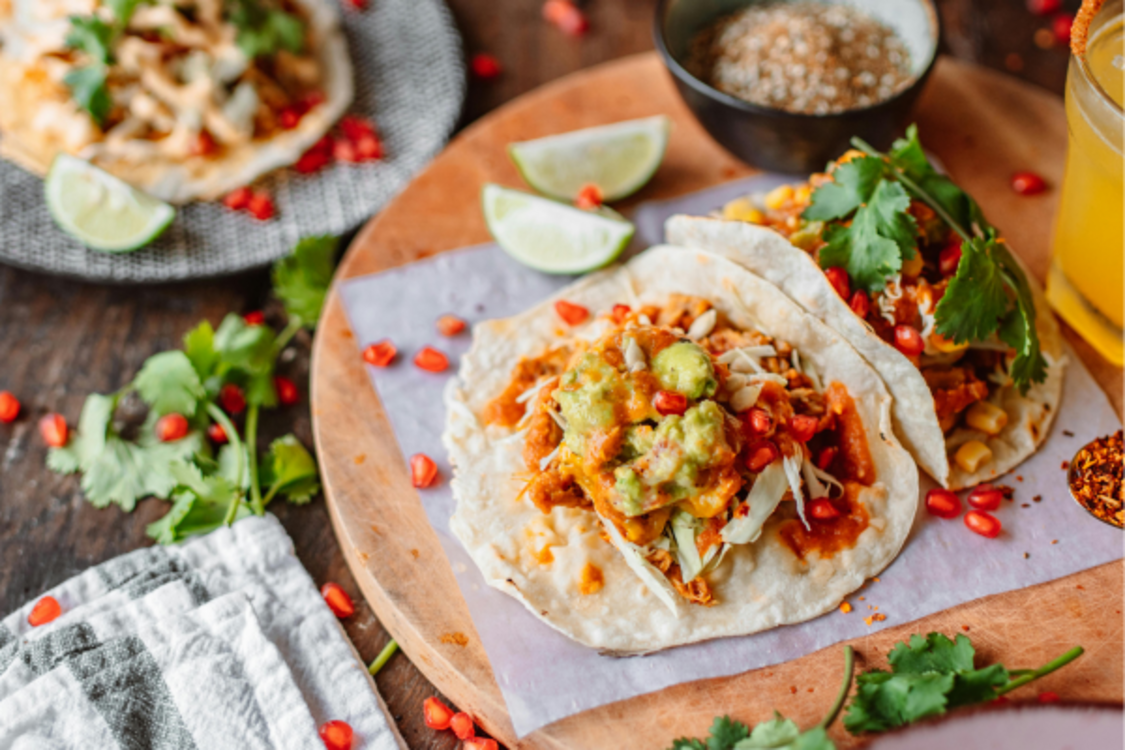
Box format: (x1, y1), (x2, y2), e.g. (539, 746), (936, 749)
(45, 154), (176, 253)
(482, 184), (634, 274)
(508, 116), (670, 202)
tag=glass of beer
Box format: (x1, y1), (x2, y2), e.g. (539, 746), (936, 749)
(1046, 0), (1124, 366)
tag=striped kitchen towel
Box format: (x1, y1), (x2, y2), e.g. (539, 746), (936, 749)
(0, 515), (404, 750)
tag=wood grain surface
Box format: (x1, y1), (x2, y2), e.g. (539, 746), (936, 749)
(0, 2), (1108, 749)
(311, 52), (1123, 750)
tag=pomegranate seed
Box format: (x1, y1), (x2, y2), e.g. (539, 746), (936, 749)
(190, 130), (216, 157)
(964, 509), (1002, 538)
(320, 582), (356, 618)
(788, 414), (819, 443)
(243, 310), (265, 326)
(610, 304), (631, 324)
(247, 191), (275, 220)
(38, 413), (67, 447)
(340, 115), (375, 142)
(816, 446), (838, 471)
(354, 134), (383, 161)
(223, 187), (253, 211)
(333, 138), (358, 163)
(363, 340), (397, 367)
(463, 739), (499, 750)
(925, 488), (962, 519)
(1027, 0), (1061, 14)
(436, 315), (467, 337)
(809, 498), (842, 521)
(309, 134), (334, 156)
(542, 0), (572, 23)
(653, 390), (688, 416)
(967, 483), (1004, 511)
(410, 453), (439, 488)
(0, 391), (20, 423)
(423, 697), (455, 730)
(275, 376), (300, 406)
(1037, 691), (1060, 703)
(746, 439), (779, 472)
(745, 407), (772, 433)
(302, 91), (327, 110)
(279, 107), (302, 130)
(1011, 171), (1048, 196)
(295, 149), (332, 174)
(450, 712), (476, 740)
(207, 422), (229, 444)
(470, 53), (503, 80)
(575, 184), (603, 210)
(344, 0), (366, 9)
(28, 595), (61, 627)
(413, 347), (449, 373)
(893, 325), (925, 357)
(554, 299), (589, 326)
(824, 266), (851, 300)
(1052, 13), (1073, 45)
(849, 290), (870, 319)
(155, 413), (190, 443)
(543, 0), (588, 35)
(319, 720), (354, 750)
(939, 241), (963, 276)
(219, 383), (246, 414)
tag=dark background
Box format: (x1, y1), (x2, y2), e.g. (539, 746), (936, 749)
(0, 1), (1080, 747)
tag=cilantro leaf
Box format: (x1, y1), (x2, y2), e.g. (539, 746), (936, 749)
(818, 179), (917, 293)
(705, 716), (749, 750)
(133, 351), (206, 417)
(146, 461), (250, 544)
(888, 125), (983, 233)
(259, 434), (319, 505)
(933, 237), (1009, 344)
(106, 0), (148, 24)
(737, 712), (798, 747)
(887, 633), (975, 674)
(65, 16), (114, 64)
(64, 66), (112, 128)
(214, 313), (277, 375)
(802, 156), (884, 222)
(272, 235), (338, 328)
(228, 0), (305, 58)
(993, 242), (1048, 390)
(669, 740), (707, 750)
(184, 320), (220, 382)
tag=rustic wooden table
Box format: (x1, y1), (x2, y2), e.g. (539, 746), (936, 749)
(0, 1), (1084, 747)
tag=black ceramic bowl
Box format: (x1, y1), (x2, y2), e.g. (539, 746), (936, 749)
(654, 0), (941, 174)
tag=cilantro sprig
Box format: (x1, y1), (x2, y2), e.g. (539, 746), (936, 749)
(48, 235), (338, 543)
(63, 2), (150, 127)
(803, 125), (1048, 393)
(226, 0), (306, 59)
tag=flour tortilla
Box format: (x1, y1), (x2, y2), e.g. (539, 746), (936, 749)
(0, 0), (353, 204)
(444, 245), (919, 654)
(666, 215), (1066, 490)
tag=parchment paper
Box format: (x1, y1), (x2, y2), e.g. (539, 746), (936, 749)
(338, 176), (1123, 738)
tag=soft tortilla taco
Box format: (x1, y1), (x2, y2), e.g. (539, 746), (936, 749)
(444, 246), (918, 654)
(0, 0), (353, 203)
(667, 127), (1065, 490)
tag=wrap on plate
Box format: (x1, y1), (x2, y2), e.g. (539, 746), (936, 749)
(667, 129), (1064, 490)
(444, 245), (918, 653)
(0, 0), (353, 203)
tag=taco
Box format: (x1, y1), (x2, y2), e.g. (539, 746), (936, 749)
(444, 246), (918, 653)
(667, 127), (1065, 490)
(0, 0), (353, 203)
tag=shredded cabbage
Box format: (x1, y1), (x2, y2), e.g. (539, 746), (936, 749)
(783, 452), (809, 530)
(600, 515), (681, 616)
(670, 510), (704, 583)
(720, 460), (788, 544)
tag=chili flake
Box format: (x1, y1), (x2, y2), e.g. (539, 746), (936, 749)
(1067, 430), (1123, 528)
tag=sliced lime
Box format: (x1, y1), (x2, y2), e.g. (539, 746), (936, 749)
(45, 154), (176, 253)
(508, 115), (670, 202)
(482, 184), (634, 274)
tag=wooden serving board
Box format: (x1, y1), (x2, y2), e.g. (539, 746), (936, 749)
(310, 53), (1124, 749)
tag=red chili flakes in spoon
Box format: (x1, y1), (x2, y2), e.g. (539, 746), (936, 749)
(1068, 430), (1123, 528)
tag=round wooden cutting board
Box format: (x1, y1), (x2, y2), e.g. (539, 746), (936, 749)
(310, 53), (1124, 749)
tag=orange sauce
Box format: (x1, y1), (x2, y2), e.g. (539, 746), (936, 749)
(780, 480), (870, 560)
(825, 382), (874, 485)
(578, 563), (604, 595)
(482, 347), (570, 427)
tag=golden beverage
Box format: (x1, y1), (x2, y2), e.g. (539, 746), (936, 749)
(1047, 0), (1125, 366)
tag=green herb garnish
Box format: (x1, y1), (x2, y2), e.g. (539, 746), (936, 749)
(62, 2), (149, 126)
(226, 0), (305, 59)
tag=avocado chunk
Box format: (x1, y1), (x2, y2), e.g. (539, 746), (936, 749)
(651, 341), (717, 399)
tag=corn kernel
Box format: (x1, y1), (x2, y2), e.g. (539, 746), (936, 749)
(721, 197), (764, 224)
(794, 185), (812, 204)
(965, 401), (1009, 436)
(954, 440), (993, 473)
(930, 332), (969, 354)
(901, 251), (924, 278)
(764, 184), (795, 210)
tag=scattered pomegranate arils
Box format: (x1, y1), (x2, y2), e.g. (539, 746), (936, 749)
(344, 0), (366, 9)
(333, 138), (359, 163)
(1037, 691), (1060, 703)
(279, 107), (302, 130)
(554, 299), (589, 326)
(824, 266), (850, 300)
(28, 595), (61, 627)
(223, 187), (253, 211)
(542, 0), (571, 23)
(1011, 171), (1048, 196)
(610, 304), (631, 324)
(302, 90), (327, 109)
(543, 0), (588, 35)
(190, 130), (217, 157)
(939, 241), (963, 276)
(320, 582), (356, 618)
(1027, 0), (1061, 15)
(0, 391), (20, 423)
(39, 413), (68, 448)
(410, 453), (439, 488)
(964, 509), (1002, 538)
(219, 383), (247, 415)
(1052, 13), (1073, 45)
(746, 439), (779, 472)
(653, 390), (688, 416)
(296, 149), (332, 174)
(470, 53), (503, 80)
(463, 739), (499, 750)
(275, 376), (300, 406)
(363, 340), (397, 367)
(319, 720), (354, 750)
(925, 488), (962, 519)
(207, 422), (229, 444)
(450, 712), (476, 740)
(155, 413), (190, 443)
(247, 191), (275, 220)
(423, 696), (455, 730)
(310, 133), (335, 156)
(849, 290), (870, 319)
(575, 184), (603, 210)
(243, 310), (265, 326)
(893, 325), (925, 357)
(809, 498), (842, 521)
(967, 483), (1004, 511)
(436, 315), (467, 337)
(745, 407), (772, 434)
(788, 414), (819, 443)
(340, 115), (376, 142)
(354, 134), (383, 161)
(414, 347), (449, 373)
(816, 446), (838, 471)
